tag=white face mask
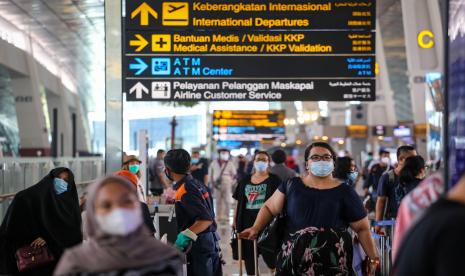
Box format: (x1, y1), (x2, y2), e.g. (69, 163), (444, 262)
(220, 153), (230, 161)
(381, 157), (391, 165)
(96, 207), (142, 236)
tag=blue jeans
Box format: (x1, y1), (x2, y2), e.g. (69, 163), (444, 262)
(187, 232), (222, 276)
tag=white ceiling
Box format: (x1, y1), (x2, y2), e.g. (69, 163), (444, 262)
(0, 0), (105, 111)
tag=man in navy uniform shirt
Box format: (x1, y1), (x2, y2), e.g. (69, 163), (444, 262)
(164, 149), (222, 276)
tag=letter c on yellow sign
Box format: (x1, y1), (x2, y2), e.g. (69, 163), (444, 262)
(418, 30), (434, 49)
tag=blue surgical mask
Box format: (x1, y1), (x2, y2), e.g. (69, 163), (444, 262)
(53, 178), (68, 194)
(129, 164), (140, 174)
(348, 171), (359, 182)
(309, 161), (334, 177)
(164, 169), (174, 182)
(192, 158), (200, 164)
(254, 161), (268, 172)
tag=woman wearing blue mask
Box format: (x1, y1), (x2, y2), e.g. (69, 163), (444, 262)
(122, 155), (147, 203)
(233, 151), (281, 275)
(240, 142), (378, 276)
(0, 167), (82, 275)
(335, 156), (359, 188)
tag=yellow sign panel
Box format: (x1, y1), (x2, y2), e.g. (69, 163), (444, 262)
(212, 110), (285, 127)
(346, 125), (368, 138)
(152, 34), (171, 52)
(417, 30), (434, 49)
(163, 2), (189, 26)
(414, 124), (427, 137)
(131, 2), (158, 26)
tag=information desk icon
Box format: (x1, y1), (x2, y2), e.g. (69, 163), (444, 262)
(162, 2), (189, 26)
(151, 58), (171, 75)
(151, 82), (171, 99)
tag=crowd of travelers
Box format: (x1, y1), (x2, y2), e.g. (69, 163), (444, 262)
(0, 142), (464, 275)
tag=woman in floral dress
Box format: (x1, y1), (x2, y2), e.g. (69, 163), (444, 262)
(241, 142), (379, 275)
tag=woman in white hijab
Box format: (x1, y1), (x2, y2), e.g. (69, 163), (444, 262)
(54, 176), (182, 275)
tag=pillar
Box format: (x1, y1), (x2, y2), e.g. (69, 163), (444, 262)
(401, 0), (444, 157)
(11, 54), (51, 156)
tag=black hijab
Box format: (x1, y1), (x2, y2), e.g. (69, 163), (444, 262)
(0, 167), (82, 273)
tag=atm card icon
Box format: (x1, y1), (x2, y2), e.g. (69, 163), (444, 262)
(151, 58), (170, 75)
(151, 82), (171, 99)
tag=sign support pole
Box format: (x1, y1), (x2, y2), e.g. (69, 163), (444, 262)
(105, 0), (123, 173)
(170, 116), (177, 149)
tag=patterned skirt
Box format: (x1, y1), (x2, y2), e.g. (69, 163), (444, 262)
(277, 227), (354, 276)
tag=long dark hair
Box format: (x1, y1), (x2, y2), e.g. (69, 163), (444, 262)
(334, 156), (353, 180)
(400, 155), (425, 183)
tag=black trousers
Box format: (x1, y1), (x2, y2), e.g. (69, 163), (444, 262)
(187, 232), (222, 276)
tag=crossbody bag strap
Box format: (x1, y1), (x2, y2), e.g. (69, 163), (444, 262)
(217, 160), (229, 181)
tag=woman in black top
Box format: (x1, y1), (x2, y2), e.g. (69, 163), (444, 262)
(240, 142), (378, 276)
(335, 156), (359, 188)
(396, 155), (426, 207)
(0, 168), (82, 275)
(233, 151), (281, 275)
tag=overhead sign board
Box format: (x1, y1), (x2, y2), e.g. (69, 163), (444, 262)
(347, 125), (368, 138)
(126, 1), (375, 30)
(373, 125), (386, 136)
(123, 0), (376, 101)
(212, 110), (286, 147)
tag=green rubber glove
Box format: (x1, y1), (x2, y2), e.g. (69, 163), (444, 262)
(175, 232), (193, 251)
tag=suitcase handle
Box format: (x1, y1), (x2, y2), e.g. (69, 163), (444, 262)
(372, 219), (396, 227)
(238, 237), (243, 275)
(237, 237), (260, 276)
(253, 239), (258, 276)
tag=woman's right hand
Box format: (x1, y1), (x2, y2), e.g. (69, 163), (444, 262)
(31, 237), (46, 248)
(239, 226), (259, 240)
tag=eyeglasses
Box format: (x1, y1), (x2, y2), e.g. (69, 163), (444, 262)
(309, 155), (333, 162)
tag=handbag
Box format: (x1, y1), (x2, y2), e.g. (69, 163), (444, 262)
(15, 245), (54, 272)
(257, 179), (292, 254)
(230, 229), (239, 260)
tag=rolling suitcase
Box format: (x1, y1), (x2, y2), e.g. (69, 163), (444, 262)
(371, 219), (396, 276)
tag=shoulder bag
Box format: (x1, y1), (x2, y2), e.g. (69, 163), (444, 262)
(257, 179), (292, 254)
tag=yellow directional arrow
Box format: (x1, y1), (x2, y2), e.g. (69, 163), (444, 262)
(130, 34), (149, 52)
(131, 2), (158, 26)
